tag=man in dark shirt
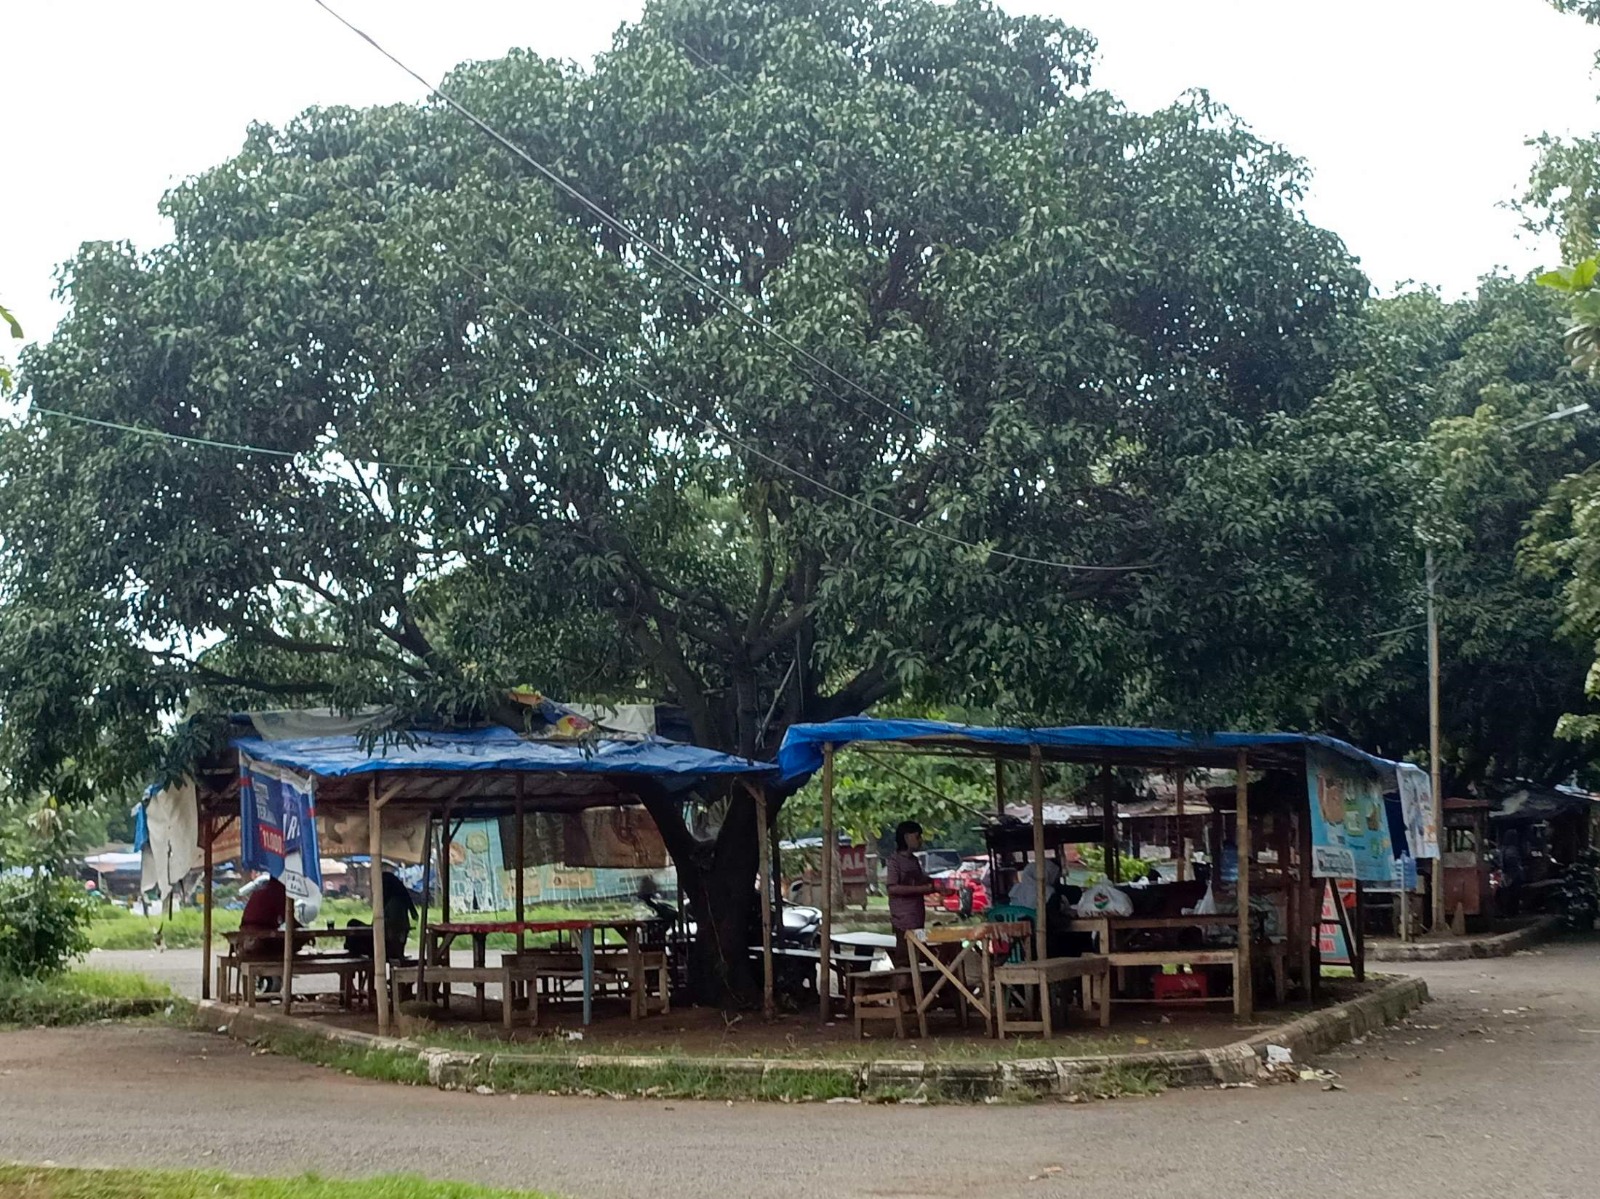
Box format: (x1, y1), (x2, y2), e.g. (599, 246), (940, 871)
(885, 821), (934, 964)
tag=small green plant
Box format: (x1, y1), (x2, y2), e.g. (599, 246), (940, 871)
(0, 875), (91, 978)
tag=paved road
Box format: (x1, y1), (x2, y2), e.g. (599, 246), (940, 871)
(8, 943), (1600, 1198)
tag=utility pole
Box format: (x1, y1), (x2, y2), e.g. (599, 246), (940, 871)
(1427, 547), (1445, 933)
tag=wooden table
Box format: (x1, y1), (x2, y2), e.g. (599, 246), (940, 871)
(1063, 914), (1251, 1015)
(423, 919), (650, 1026)
(905, 921), (1032, 1038)
(220, 926), (374, 1003)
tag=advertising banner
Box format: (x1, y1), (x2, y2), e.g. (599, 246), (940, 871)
(1395, 764), (1440, 860)
(239, 756), (322, 912)
(1306, 747), (1395, 882)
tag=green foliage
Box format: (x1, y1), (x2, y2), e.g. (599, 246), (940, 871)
(0, 875), (91, 978)
(0, 968), (175, 1027)
(0, 1165), (556, 1199)
(1077, 844), (1154, 883)
(1314, 278), (1600, 788)
(0, 0), (1407, 809)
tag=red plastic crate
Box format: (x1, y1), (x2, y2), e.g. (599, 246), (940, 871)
(1152, 971), (1209, 1002)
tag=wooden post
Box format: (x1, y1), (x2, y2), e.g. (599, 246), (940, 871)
(201, 817), (215, 1002)
(819, 742), (835, 1023)
(994, 759), (1007, 816)
(1100, 765), (1119, 883)
(755, 784), (775, 1019)
(1030, 746), (1048, 962)
(1234, 749), (1253, 1021)
(514, 778), (526, 953)
(440, 803), (453, 925)
(415, 816), (434, 1000)
(370, 777), (390, 1036)
(281, 887), (296, 1016)
(1352, 881), (1367, 982)
(1173, 772), (1187, 882)
(1427, 547), (1446, 933)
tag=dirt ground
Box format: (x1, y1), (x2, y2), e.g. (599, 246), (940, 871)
(11, 941), (1600, 1197)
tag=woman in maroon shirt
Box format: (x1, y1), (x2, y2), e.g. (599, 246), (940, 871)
(885, 821), (935, 964)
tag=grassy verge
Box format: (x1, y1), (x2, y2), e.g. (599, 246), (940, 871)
(0, 1165), (556, 1199)
(412, 1026), (1181, 1062)
(0, 969), (180, 1027)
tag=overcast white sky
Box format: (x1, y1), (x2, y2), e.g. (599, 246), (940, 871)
(2, 1), (1598, 348)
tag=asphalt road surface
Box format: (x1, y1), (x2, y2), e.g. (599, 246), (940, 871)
(8, 943), (1600, 1199)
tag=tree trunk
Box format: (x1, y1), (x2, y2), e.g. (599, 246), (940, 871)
(638, 782), (763, 1008)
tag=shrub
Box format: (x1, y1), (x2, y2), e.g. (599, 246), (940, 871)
(0, 873), (92, 977)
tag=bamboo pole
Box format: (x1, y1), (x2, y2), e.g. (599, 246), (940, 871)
(1174, 772), (1187, 883)
(1100, 765), (1119, 883)
(819, 742), (835, 1023)
(281, 887), (296, 1016)
(514, 778), (526, 954)
(994, 759), (1006, 816)
(1030, 746), (1048, 962)
(370, 777), (390, 1036)
(201, 818), (214, 1002)
(755, 784), (775, 1019)
(440, 803), (453, 925)
(1235, 750), (1253, 1021)
(415, 816), (433, 1001)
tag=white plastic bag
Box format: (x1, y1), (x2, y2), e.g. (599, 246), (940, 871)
(1192, 883), (1219, 915)
(1074, 880), (1133, 917)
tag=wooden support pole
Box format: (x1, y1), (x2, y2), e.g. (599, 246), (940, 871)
(1352, 881), (1367, 983)
(201, 818), (215, 1002)
(370, 776), (390, 1036)
(755, 784), (775, 1019)
(281, 887), (296, 1016)
(1235, 749), (1254, 1021)
(415, 816), (434, 1000)
(514, 778), (526, 953)
(1100, 765), (1119, 883)
(1030, 746), (1048, 962)
(819, 742), (835, 1023)
(994, 759), (1007, 816)
(1174, 772), (1187, 882)
(440, 803), (453, 925)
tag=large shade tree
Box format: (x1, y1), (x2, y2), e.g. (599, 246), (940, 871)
(0, 0), (1419, 999)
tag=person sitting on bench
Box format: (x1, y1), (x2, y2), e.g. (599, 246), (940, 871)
(238, 876), (296, 993)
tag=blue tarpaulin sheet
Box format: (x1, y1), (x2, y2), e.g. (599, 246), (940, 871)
(775, 718), (1402, 787)
(230, 726), (775, 788)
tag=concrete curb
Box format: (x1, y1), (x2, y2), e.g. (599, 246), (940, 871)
(194, 975), (1428, 1103)
(1367, 916), (1559, 962)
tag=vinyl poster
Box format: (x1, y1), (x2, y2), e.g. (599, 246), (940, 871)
(1306, 747), (1395, 882)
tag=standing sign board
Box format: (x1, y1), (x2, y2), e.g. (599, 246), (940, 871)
(1306, 747), (1396, 882)
(1318, 880), (1355, 965)
(239, 755), (323, 914)
(1395, 764), (1440, 860)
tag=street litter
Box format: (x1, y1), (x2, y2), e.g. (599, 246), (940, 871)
(1266, 1044), (1293, 1065)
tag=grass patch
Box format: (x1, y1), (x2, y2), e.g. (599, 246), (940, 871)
(413, 1026), (1179, 1063)
(1080, 1062), (1169, 1098)
(0, 969), (178, 1027)
(476, 1056), (860, 1101)
(252, 1028), (431, 1087)
(0, 1164), (556, 1199)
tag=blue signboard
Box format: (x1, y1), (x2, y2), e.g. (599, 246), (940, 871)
(1306, 746), (1395, 883)
(240, 756), (322, 910)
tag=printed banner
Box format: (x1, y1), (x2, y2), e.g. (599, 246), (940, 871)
(239, 756), (322, 911)
(1395, 764), (1440, 860)
(447, 819), (508, 914)
(1306, 747), (1396, 882)
(1318, 880), (1355, 965)
(318, 810), (429, 864)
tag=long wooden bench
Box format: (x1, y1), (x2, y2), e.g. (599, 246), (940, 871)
(242, 956), (373, 1009)
(994, 955), (1111, 1036)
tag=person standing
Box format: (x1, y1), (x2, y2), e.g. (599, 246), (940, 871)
(885, 821), (935, 965)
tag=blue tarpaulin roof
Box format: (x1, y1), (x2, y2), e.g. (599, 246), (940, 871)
(233, 726), (774, 788)
(775, 718), (1402, 787)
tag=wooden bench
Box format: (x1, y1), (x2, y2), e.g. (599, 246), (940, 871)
(507, 948), (670, 1023)
(994, 955), (1111, 1036)
(242, 956), (373, 1009)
